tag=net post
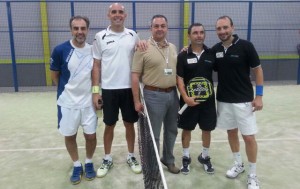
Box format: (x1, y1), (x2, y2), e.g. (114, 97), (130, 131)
(297, 44), (300, 85)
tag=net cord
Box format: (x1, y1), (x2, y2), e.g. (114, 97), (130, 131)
(139, 82), (168, 189)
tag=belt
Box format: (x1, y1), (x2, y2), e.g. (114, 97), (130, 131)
(144, 85), (175, 93)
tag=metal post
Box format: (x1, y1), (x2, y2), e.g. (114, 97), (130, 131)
(6, 2), (18, 92)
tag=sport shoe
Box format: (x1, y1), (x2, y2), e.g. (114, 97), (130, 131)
(181, 156), (191, 175)
(85, 163), (96, 180)
(198, 153), (214, 174)
(161, 158), (180, 174)
(226, 161), (245, 178)
(247, 174), (260, 189)
(70, 165), (83, 185)
(97, 159), (114, 178)
(127, 157), (142, 174)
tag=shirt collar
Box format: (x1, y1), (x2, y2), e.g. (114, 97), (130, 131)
(149, 36), (169, 48)
(232, 34), (240, 45)
(187, 44), (208, 55)
(106, 25), (129, 35)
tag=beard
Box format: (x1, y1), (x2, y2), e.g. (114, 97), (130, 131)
(219, 34), (231, 42)
(74, 35), (86, 45)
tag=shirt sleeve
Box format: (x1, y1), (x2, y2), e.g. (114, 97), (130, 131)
(50, 47), (61, 71)
(131, 50), (144, 73)
(247, 42), (260, 68)
(92, 36), (102, 60)
(176, 52), (185, 78)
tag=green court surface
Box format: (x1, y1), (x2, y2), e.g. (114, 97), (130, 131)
(0, 84), (299, 189)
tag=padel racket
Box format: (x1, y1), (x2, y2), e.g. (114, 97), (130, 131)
(178, 77), (213, 115)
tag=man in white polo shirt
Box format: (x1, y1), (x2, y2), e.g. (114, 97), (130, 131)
(91, 3), (142, 178)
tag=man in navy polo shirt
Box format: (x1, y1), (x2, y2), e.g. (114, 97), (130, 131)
(176, 23), (216, 175)
(212, 15), (264, 189)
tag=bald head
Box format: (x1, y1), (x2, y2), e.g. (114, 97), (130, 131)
(108, 3), (125, 13)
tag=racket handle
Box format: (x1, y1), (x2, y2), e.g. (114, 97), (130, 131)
(178, 104), (188, 115)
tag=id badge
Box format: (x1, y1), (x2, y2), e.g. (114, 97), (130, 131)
(164, 68), (173, 75)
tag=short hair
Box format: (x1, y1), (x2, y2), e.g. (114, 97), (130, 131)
(150, 14), (168, 26)
(69, 15), (90, 29)
(217, 15), (233, 26)
(188, 23), (205, 35)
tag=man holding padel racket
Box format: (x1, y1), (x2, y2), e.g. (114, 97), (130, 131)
(212, 16), (264, 189)
(177, 23), (217, 175)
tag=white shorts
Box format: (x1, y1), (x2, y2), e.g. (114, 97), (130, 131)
(216, 101), (258, 135)
(58, 106), (97, 136)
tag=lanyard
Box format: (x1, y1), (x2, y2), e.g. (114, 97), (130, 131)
(151, 37), (169, 66)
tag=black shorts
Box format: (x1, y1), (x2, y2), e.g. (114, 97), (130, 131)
(102, 88), (138, 126)
(178, 98), (216, 131)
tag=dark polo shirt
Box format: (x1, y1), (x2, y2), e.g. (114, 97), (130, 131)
(212, 34), (261, 103)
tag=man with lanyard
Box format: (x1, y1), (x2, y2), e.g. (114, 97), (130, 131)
(177, 23), (217, 175)
(131, 14), (180, 174)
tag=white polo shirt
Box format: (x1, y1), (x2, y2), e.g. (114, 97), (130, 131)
(93, 26), (139, 89)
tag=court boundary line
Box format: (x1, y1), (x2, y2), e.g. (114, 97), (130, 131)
(1, 138), (299, 152)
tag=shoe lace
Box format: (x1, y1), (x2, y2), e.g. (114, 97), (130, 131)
(204, 157), (212, 168)
(85, 163), (94, 173)
(72, 166), (82, 177)
(248, 175), (259, 186)
(233, 163), (243, 172)
(129, 157), (139, 166)
(182, 157), (190, 167)
(100, 160), (111, 170)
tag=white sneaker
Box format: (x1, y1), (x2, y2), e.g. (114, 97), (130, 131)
(97, 159), (114, 178)
(127, 157), (142, 174)
(226, 161), (245, 178)
(247, 174), (260, 189)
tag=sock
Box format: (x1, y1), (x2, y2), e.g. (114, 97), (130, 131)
(73, 160), (81, 167)
(85, 158), (93, 164)
(127, 153), (134, 160)
(202, 147), (209, 158)
(183, 148), (190, 158)
(233, 152), (243, 164)
(104, 154), (112, 161)
(249, 162), (257, 175)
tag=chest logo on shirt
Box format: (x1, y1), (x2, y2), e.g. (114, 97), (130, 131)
(107, 40), (115, 45)
(204, 60), (212, 63)
(216, 52), (224, 58)
(187, 58), (197, 64)
(230, 55), (239, 58)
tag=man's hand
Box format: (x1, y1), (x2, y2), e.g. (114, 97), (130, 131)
(93, 93), (102, 110)
(252, 96), (263, 112)
(136, 40), (148, 52)
(183, 96), (199, 107)
(134, 101), (144, 114)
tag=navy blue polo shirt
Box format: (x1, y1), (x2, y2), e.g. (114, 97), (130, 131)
(177, 44), (216, 103)
(212, 34), (261, 103)
(177, 44), (215, 86)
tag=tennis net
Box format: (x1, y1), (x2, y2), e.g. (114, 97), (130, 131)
(137, 83), (168, 189)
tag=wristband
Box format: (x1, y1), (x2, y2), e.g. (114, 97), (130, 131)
(92, 86), (100, 94)
(256, 85), (263, 96)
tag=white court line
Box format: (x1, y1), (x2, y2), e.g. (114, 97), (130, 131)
(0, 138), (299, 152)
